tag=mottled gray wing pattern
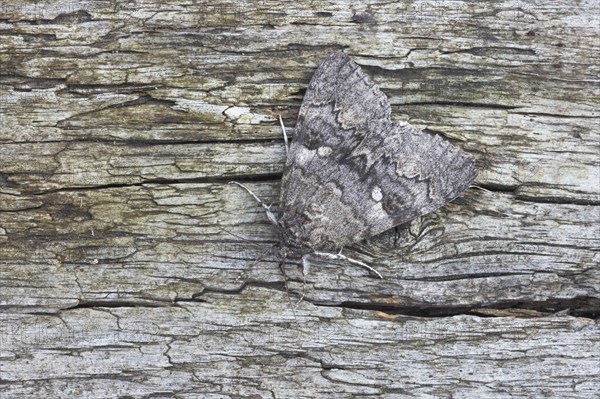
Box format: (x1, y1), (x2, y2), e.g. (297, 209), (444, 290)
(279, 52), (478, 251)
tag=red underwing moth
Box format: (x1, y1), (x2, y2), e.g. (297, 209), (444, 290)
(233, 52), (478, 280)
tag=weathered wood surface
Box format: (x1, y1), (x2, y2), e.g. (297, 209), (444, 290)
(1, 0), (598, 398)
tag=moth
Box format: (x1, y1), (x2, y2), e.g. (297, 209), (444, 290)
(233, 52), (478, 280)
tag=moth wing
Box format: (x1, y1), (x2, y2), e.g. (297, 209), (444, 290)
(279, 52), (477, 251)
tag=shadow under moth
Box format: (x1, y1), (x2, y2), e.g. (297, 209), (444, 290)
(233, 51), (478, 285)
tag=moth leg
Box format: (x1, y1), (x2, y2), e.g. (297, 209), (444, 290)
(301, 253), (311, 276)
(313, 251), (383, 279)
(279, 257), (297, 319)
(295, 254), (312, 305)
(229, 181), (279, 226)
(342, 255), (384, 279)
(470, 185), (492, 193)
(278, 114), (289, 155)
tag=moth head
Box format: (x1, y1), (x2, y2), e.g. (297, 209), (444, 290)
(278, 245), (289, 260)
(274, 222), (310, 260)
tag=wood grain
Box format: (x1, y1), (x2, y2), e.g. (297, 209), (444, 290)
(1, 0), (598, 397)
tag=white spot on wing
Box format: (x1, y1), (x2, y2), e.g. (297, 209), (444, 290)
(296, 146), (316, 164)
(371, 186), (383, 202)
(317, 146), (332, 157)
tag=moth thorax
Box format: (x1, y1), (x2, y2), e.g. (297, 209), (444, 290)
(276, 224), (305, 255)
(302, 202), (324, 222)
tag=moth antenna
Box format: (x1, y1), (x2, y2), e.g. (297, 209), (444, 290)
(279, 256), (297, 320)
(313, 251), (384, 279)
(216, 221), (253, 242)
(229, 181), (279, 226)
(278, 114), (289, 155)
(216, 220), (270, 282)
